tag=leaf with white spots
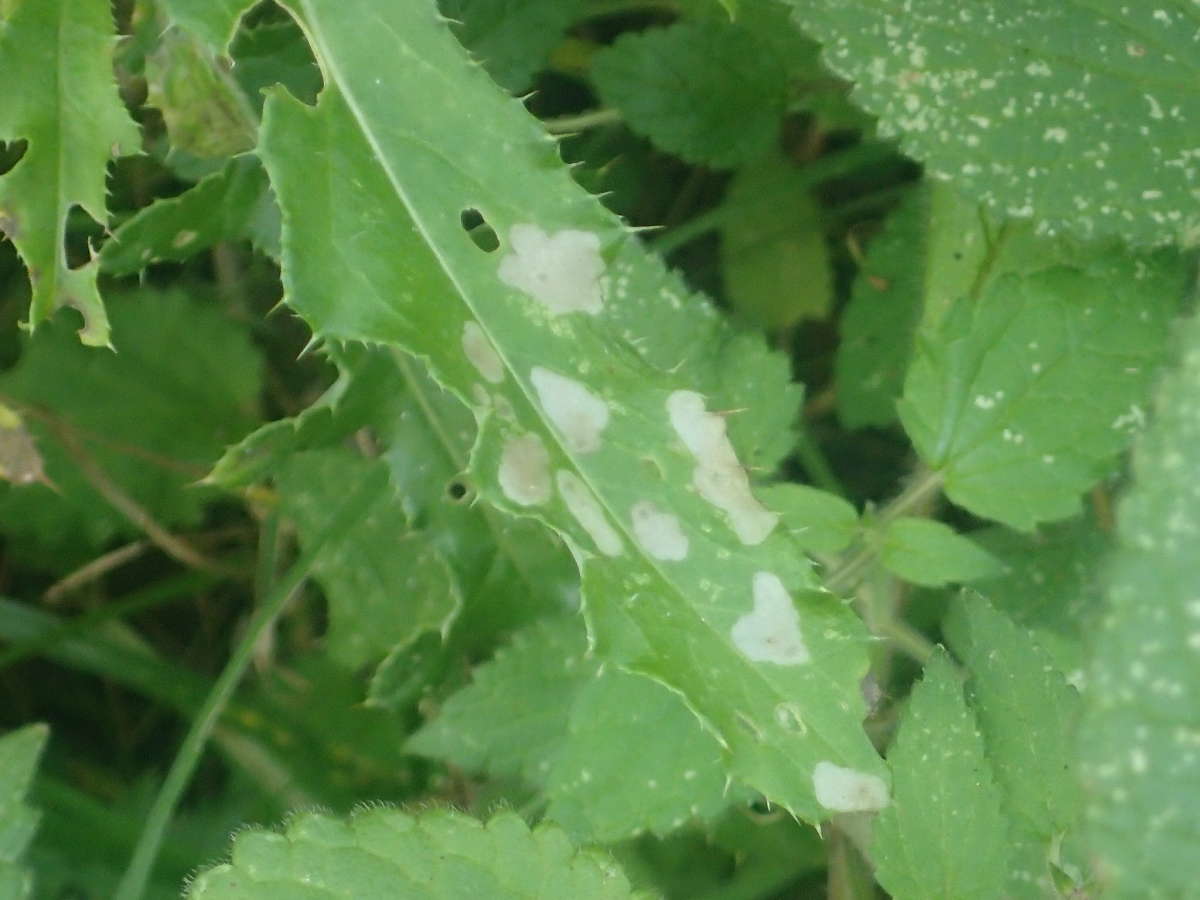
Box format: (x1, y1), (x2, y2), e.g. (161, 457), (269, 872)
(878, 518), (1002, 588)
(898, 243), (1186, 530)
(873, 651), (1011, 900)
(786, 0), (1200, 245)
(967, 515), (1113, 679)
(408, 616), (731, 843)
(1078, 310), (1200, 898)
(185, 807), (639, 899)
(836, 183), (987, 429)
(275, 450), (462, 668)
(0, 0), (142, 346)
(945, 595), (1083, 837)
(258, 1), (884, 821)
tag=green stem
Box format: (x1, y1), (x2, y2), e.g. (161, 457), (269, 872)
(542, 108), (621, 134)
(114, 468), (385, 900)
(825, 468), (944, 594)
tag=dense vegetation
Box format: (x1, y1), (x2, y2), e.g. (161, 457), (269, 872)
(0, 1), (1196, 897)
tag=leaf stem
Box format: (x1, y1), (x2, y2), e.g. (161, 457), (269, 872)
(649, 141), (896, 257)
(541, 108), (621, 134)
(825, 467), (943, 594)
(113, 467), (386, 900)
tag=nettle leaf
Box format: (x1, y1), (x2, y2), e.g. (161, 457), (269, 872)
(590, 21), (789, 168)
(0, 724), (48, 900)
(759, 483), (857, 556)
(186, 807), (640, 899)
(409, 616), (730, 842)
(945, 596), (1083, 836)
(968, 515), (1112, 679)
(878, 518), (1001, 588)
(873, 651), (1010, 900)
(720, 153), (833, 330)
(898, 243), (1185, 531)
(0, 0), (141, 346)
(0, 290), (262, 569)
(787, 0), (1200, 245)
(440, 0), (587, 94)
(100, 156), (278, 274)
(1078, 311), (1200, 898)
(258, 1), (885, 820)
(275, 450), (462, 668)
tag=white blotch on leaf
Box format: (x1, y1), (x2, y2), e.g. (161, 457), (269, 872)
(731, 572), (810, 665)
(498, 432), (551, 506)
(630, 500), (689, 561)
(498, 225), (604, 315)
(530, 367), (609, 453)
(557, 470), (622, 556)
(461, 321), (504, 383)
(812, 761), (890, 812)
(666, 391), (777, 545)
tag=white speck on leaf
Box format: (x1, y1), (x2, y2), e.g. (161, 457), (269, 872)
(498, 432), (551, 506)
(461, 321), (504, 383)
(557, 470), (622, 556)
(812, 761), (890, 812)
(666, 390), (778, 545)
(731, 572), (810, 665)
(498, 225), (604, 315)
(630, 500), (689, 560)
(530, 367), (609, 453)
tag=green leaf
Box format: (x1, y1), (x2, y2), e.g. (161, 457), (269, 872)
(873, 651), (1010, 900)
(159, 0), (255, 51)
(720, 154), (833, 330)
(440, 0), (587, 94)
(878, 518), (1002, 588)
(787, 0), (1200, 245)
(275, 449), (462, 668)
(0, 724), (48, 900)
(1078, 310), (1200, 898)
(185, 807), (640, 899)
(409, 616), (730, 843)
(0, 0), (141, 346)
(258, 2), (885, 821)
(967, 515), (1113, 678)
(100, 156), (278, 274)
(590, 21), (788, 168)
(145, 28), (258, 158)
(760, 483), (858, 555)
(945, 595), (1082, 836)
(835, 187), (929, 429)
(230, 18), (323, 112)
(898, 244), (1184, 530)
(0, 290), (262, 569)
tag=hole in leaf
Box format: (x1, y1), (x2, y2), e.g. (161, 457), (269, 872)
(0, 140), (27, 178)
(64, 205), (106, 270)
(446, 479), (472, 503)
(460, 208), (499, 253)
